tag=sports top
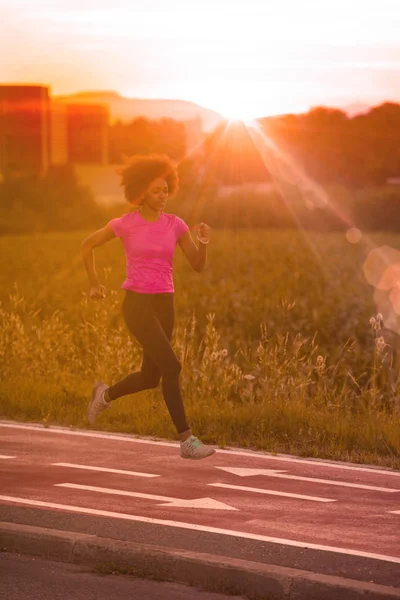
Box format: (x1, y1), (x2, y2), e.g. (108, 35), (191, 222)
(108, 211), (188, 294)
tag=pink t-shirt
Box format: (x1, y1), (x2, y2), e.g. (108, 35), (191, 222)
(108, 211), (189, 294)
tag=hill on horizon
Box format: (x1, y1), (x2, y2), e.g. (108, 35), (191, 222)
(54, 90), (223, 132)
(53, 90), (377, 130)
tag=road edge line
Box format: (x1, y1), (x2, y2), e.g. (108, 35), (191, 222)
(1, 521), (400, 599)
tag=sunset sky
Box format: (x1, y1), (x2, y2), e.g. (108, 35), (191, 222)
(1, 0), (399, 119)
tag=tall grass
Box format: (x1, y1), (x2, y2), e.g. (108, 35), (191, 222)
(0, 229), (399, 468)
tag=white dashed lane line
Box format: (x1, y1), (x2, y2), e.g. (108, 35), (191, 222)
(52, 462), (159, 478)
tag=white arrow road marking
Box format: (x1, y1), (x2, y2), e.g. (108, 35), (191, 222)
(55, 483), (238, 510)
(0, 455), (15, 459)
(52, 463), (159, 478)
(209, 483), (335, 503)
(215, 467), (400, 493)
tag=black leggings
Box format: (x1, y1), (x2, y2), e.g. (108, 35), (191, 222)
(107, 291), (189, 435)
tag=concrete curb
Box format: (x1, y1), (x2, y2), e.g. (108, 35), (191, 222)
(1, 522), (400, 600)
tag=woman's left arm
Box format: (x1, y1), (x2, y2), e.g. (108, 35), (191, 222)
(178, 222), (210, 272)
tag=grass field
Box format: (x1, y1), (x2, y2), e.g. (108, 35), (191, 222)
(1, 228), (399, 468)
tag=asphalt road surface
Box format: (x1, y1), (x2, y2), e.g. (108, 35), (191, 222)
(0, 553), (244, 600)
(1, 421), (399, 587)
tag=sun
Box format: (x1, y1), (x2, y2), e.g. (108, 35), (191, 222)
(220, 105), (257, 122)
(197, 93), (259, 122)
(207, 96), (271, 122)
(203, 86), (291, 122)
(193, 90), (280, 122)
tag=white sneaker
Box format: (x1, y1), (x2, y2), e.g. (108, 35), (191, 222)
(87, 381), (109, 424)
(180, 435), (216, 460)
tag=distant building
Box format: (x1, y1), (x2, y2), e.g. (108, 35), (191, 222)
(0, 84), (51, 176)
(50, 101), (68, 166)
(66, 103), (109, 165)
(49, 100), (110, 167)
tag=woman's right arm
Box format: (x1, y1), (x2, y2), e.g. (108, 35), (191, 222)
(81, 223), (116, 299)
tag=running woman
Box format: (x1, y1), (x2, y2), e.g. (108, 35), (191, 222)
(81, 154), (215, 460)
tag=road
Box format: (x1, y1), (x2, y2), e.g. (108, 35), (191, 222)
(0, 553), (244, 600)
(0, 421), (399, 587)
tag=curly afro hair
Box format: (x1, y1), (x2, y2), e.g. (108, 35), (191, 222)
(116, 154), (180, 205)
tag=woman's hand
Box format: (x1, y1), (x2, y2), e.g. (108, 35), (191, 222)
(89, 284), (107, 300)
(194, 222), (211, 244)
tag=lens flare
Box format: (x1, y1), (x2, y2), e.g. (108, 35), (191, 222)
(175, 117), (400, 333)
(346, 228), (362, 244)
(364, 246), (400, 334)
